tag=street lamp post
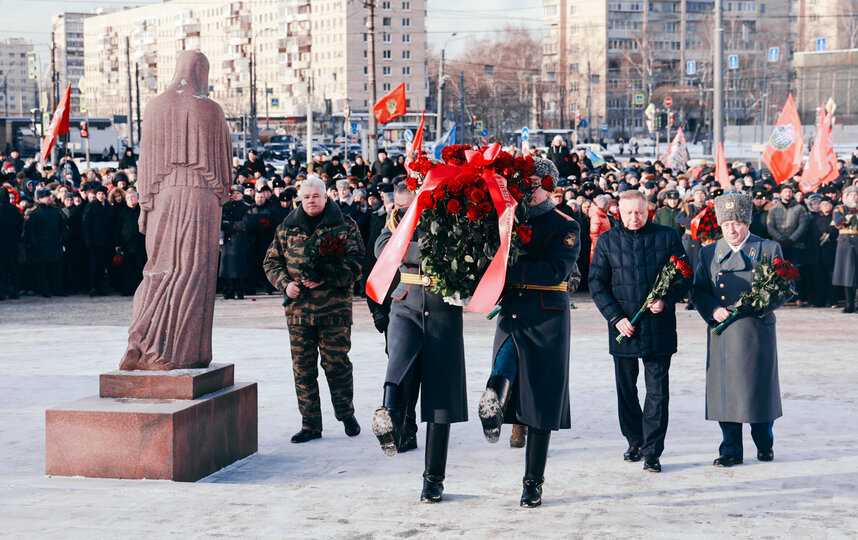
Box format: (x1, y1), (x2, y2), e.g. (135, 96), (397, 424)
(436, 33), (458, 142)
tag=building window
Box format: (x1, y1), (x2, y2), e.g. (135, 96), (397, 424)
(402, 1), (411, 10)
(402, 50), (410, 59)
(405, 83), (411, 92)
(382, 17), (391, 26)
(592, 74), (600, 83)
(382, 66), (391, 75)
(382, 1), (391, 9)
(383, 83), (391, 91)
(382, 50), (391, 59)
(570, 63), (579, 73)
(402, 34), (410, 43)
(402, 18), (410, 27)
(402, 66), (410, 75)
(382, 33), (391, 43)
(570, 24), (579, 35)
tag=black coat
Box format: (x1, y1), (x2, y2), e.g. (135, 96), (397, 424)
(375, 222), (467, 424)
(546, 145), (572, 178)
(25, 203), (65, 263)
(371, 158), (395, 180)
(220, 200), (256, 279)
(82, 201), (113, 248)
(493, 208), (581, 430)
(0, 191), (23, 254)
(117, 205), (145, 254)
(60, 205), (83, 249)
(589, 221), (690, 357)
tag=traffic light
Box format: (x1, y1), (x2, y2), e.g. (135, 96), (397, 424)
(80, 121), (88, 138)
(575, 113), (582, 128)
(668, 112), (675, 127)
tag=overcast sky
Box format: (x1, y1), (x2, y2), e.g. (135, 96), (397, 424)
(3, 0), (544, 58)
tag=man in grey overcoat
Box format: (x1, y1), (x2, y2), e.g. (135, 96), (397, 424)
(691, 192), (788, 467)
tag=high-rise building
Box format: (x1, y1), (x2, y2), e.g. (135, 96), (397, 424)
(0, 38), (38, 117)
(540, 0), (793, 140)
(52, 12), (93, 116)
(81, 0), (427, 133)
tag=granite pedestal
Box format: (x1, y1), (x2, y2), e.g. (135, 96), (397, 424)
(45, 364), (257, 482)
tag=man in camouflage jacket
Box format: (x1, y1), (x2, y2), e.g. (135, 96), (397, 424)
(264, 177), (365, 443)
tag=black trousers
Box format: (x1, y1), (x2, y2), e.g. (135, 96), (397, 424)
(0, 249), (18, 297)
(718, 421), (774, 458)
(613, 355), (671, 458)
(35, 260), (63, 297)
(88, 246), (113, 293)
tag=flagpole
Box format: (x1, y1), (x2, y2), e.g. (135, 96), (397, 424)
(366, 0), (378, 160)
(713, 0), (724, 152)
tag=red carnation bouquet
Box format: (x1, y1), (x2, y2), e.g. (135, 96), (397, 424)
(712, 255), (798, 335)
(405, 144), (535, 305)
(617, 255), (693, 343)
(298, 235), (347, 283)
(691, 202), (722, 245)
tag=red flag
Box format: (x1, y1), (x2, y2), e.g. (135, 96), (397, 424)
(405, 110), (425, 167)
(373, 83), (406, 125)
(41, 84), (72, 164)
(763, 94), (804, 184)
(798, 106), (838, 193)
(715, 142), (731, 189)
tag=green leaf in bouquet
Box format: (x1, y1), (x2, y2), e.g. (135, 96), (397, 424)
(430, 221), (440, 235)
(451, 258), (458, 271)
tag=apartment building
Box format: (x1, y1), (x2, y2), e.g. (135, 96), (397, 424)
(52, 12), (92, 115)
(540, 0), (794, 139)
(0, 38), (38, 117)
(78, 0), (426, 127)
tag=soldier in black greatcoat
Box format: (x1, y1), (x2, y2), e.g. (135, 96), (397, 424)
(220, 185), (256, 299)
(371, 184), (467, 503)
(0, 186), (24, 299)
(832, 185), (858, 312)
(25, 188), (66, 297)
(116, 191), (147, 296)
(82, 186), (113, 295)
(60, 193), (84, 295)
(477, 158), (581, 508)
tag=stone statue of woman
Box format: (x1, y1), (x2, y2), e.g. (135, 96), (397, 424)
(120, 51), (231, 371)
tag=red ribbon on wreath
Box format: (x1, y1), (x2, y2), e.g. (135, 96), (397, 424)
(366, 143), (518, 312)
(689, 201), (714, 241)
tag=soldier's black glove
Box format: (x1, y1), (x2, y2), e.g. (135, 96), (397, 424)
(373, 313), (389, 334)
(779, 237), (793, 248)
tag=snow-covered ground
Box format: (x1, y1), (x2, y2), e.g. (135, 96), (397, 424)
(1, 294), (856, 538)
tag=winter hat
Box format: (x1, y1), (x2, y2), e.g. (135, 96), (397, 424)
(533, 157), (559, 191)
(713, 192), (752, 224)
(35, 187), (52, 199)
(842, 185), (857, 198)
(690, 183), (708, 196)
(335, 179), (351, 190)
(552, 135), (564, 144)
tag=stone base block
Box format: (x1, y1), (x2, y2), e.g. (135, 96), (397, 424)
(45, 382), (257, 481)
(99, 363), (234, 400)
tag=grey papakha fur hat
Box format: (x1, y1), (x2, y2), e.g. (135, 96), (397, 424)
(533, 157), (559, 189)
(713, 192), (753, 224)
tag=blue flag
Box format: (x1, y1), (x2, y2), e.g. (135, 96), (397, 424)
(585, 147), (606, 168)
(433, 123), (457, 160)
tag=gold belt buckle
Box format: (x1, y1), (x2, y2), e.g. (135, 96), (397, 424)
(421, 275), (432, 286)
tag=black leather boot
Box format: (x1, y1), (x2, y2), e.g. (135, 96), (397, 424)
(397, 381), (419, 452)
(520, 429), (551, 508)
(844, 287), (855, 313)
(372, 383), (403, 456)
(478, 375), (512, 443)
(420, 423), (450, 503)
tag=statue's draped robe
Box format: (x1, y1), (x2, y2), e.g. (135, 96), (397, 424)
(121, 52), (231, 371)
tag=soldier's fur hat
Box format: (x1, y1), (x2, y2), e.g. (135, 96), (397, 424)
(533, 157), (559, 190)
(335, 179), (351, 190)
(713, 192), (752, 224)
(843, 184), (858, 198)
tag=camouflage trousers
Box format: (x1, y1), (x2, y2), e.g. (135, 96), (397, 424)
(287, 323), (355, 432)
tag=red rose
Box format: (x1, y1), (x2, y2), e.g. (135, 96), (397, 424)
(682, 268), (692, 278)
(418, 190), (436, 210)
(515, 225), (532, 243)
(508, 183), (523, 200)
(479, 201), (493, 215)
(466, 187), (487, 203)
(447, 199), (462, 214)
(541, 175), (554, 192)
(260, 218), (270, 228)
(670, 255), (678, 263)
(448, 180), (466, 195)
(772, 258), (784, 266)
(466, 204), (483, 221)
(405, 177), (418, 191)
(788, 268), (800, 280)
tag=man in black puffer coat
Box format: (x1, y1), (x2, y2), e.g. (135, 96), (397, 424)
(589, 190), (691, 473)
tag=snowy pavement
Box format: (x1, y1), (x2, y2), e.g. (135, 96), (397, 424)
(0, 294), (856, 538)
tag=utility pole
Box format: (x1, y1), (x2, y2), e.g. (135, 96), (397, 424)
(50, 30), (58, 166)
(306, 77), (313, 165)
(586, 60), (592, 143)
(366, 0), (378, 159)
(712, 0), (724, 154)
(251, 49), (258, 151)
(559, 0), (567, 128)
(759, 53), (770, 145)
(436, 49), (445, 141)
(135, 63), (142, 144)
(125, 37), (133, 149)
(459, 70), (465, 145)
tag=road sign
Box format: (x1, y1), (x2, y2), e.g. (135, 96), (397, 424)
(728, 55), (739, 70)
(816, 38), (826, 51)
(644, 103), (656, 120)
(270, 97), (279, 107)
(77, 77), (86, 93)
(481, 136), (488, 145)
(601, 122), (608, 133)
(343, 105), (350, 118)
(663, 96), (673, 108)
(521, 127), (529, 141)
(686, 61), (696, 75)
(351, 122), (361, 134)
(579, 119), (588, 128)
(474, 120), (484, 131)
(634, 93), (645, 106)
(28, 56), (37, 80)
(481, 128), (488, 137)
(768, 47), (779, 62)
(40, 92), (48, 109)
(79, 95), (87, 114)
(403, 129), (414, 143)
